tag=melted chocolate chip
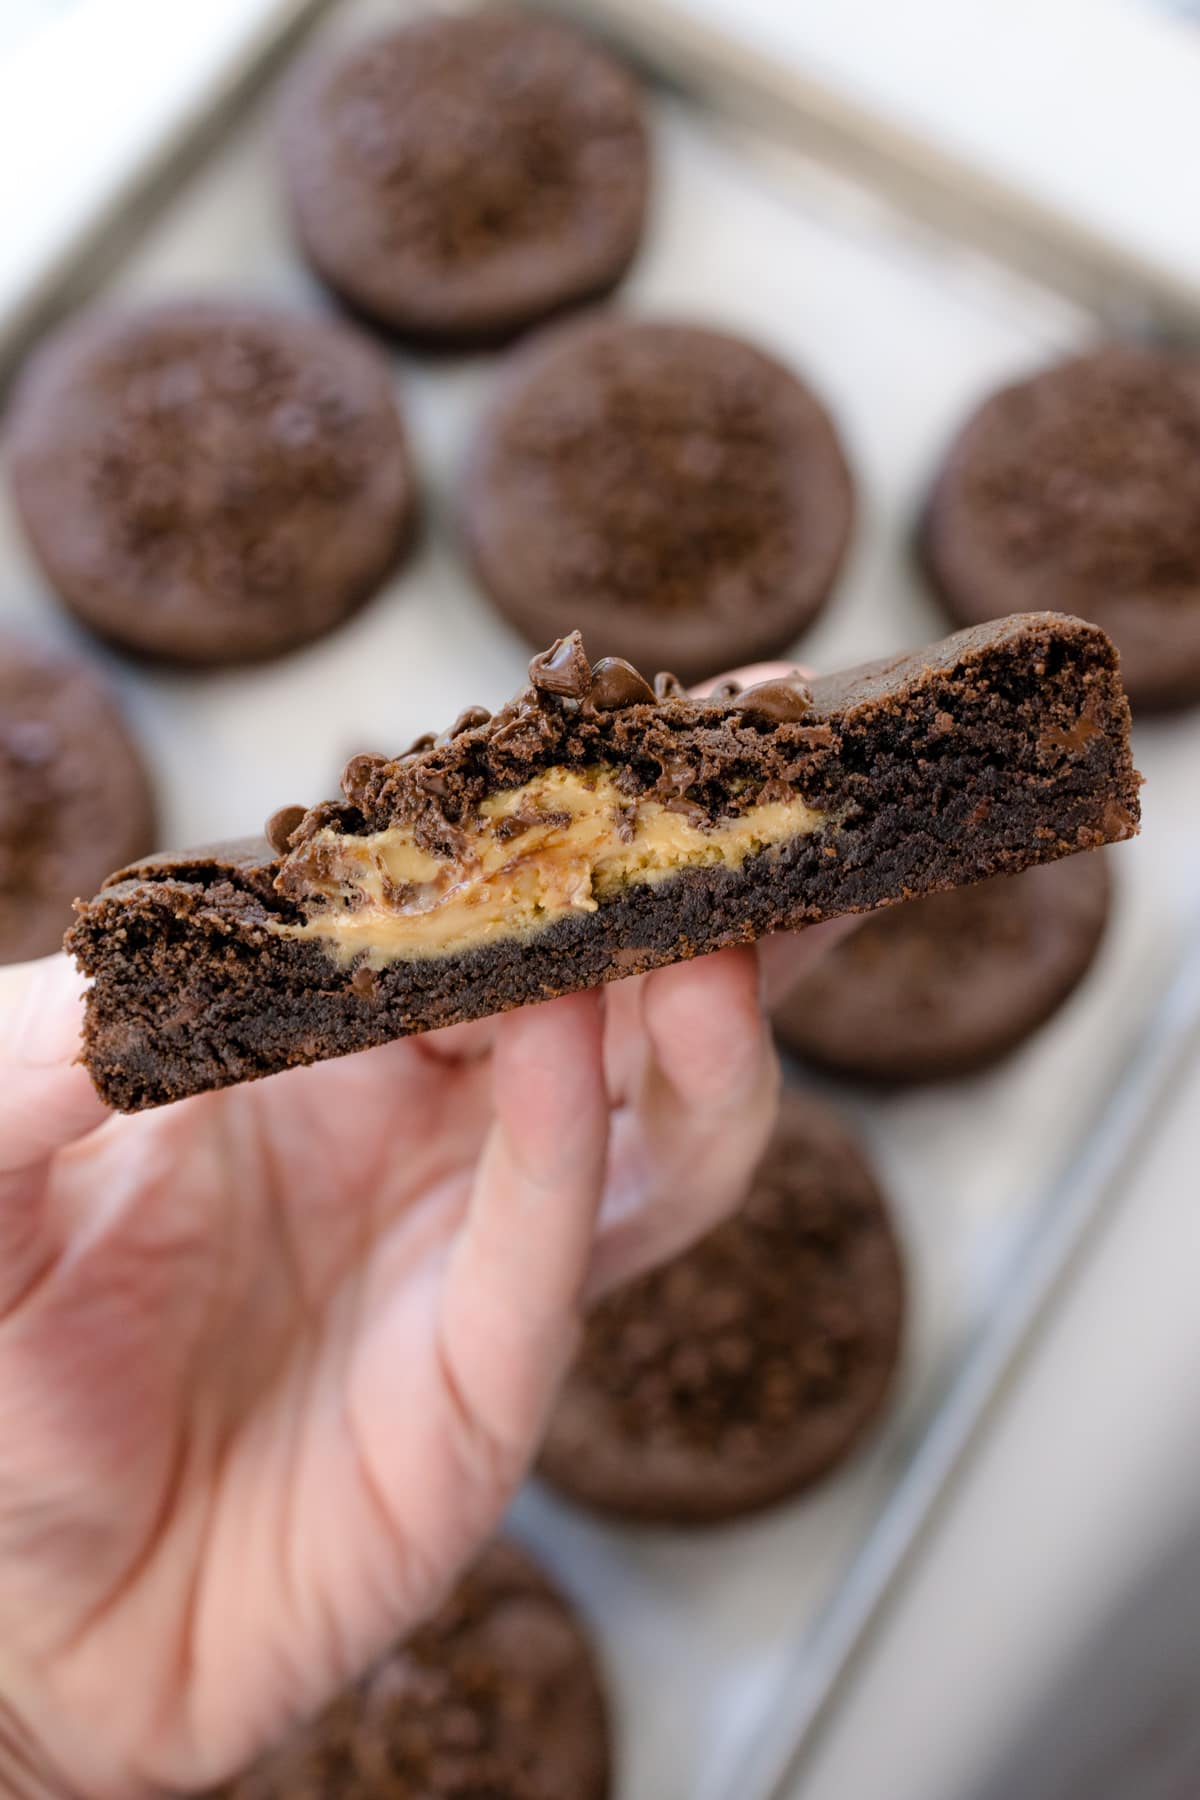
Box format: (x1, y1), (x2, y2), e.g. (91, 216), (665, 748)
(654, 753), (698, 799)
(448, 704), (492, 737)
(707, 677), (743, 700)
(265, 804), (307, 856)
(1039, 714), (1102, 755)
(735, 676), (812, 723)
(529, 631), (592, 700)
(587, 656), (656, 709)
(350, 963), (379, 1000)
(341, 752), (389, 804)
(663, 796), (708, 825)
(654, 671), (687, 699)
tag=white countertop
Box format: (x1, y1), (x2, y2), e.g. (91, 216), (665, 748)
(798, 1061), (1200, 1800)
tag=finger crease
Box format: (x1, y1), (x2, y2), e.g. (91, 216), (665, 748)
(433, 1313), (525, 1499)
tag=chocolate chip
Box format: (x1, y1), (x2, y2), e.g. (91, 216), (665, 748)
(654, 671), (687, 699)
(528, 630), (592, 700)
(735, 676), (812, 723)
(707, 677), (743, 700)
(265, 804), (307, 855)
(586, 656), (655, 709)
(351, 963), (379, 1000)
(447, 704), (492, 738)
(341, 752), (389, 803)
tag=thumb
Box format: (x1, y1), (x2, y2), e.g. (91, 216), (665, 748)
(0, 955), (106, 1316)
(0, 955), (106, 1169)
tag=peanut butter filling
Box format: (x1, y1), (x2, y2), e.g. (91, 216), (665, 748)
(279, 767), (828, 965)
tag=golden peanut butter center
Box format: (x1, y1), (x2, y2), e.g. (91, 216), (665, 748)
(280, 767), (828, 965)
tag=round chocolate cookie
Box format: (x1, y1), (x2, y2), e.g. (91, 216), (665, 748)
(216, 1541), (611, 1800)
(774, 854), (1111, 1084)
(921, 344), (1200, 711)
(280, 12), (649, 345)
(8, 300), (416, 665)
(463, 315), (854, 683)
(539, 1091), (903, 1525)
(0, 633), (155, 964)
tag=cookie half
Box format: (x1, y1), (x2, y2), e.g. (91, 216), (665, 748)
(463, 314), (853, 682)
(8, 300), (416, 665)
(280, 12), (649, 344)
(921, 344), (1200, 711)
(213, 1541), (611, 1800)
(0, 633), (155, 964)
(774, 855), (1112, 1083)
(539, 1091), (904, 1524)
(67, 615), (1139, 1111)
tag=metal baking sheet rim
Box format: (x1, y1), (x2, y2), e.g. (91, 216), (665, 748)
(560, 0), (1200, 338)
(0, 0), (326, 379)
(2, 7), (1199, 1800)
(6, 0), (1200, 375)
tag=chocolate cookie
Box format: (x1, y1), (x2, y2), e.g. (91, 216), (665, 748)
(538, 1092), (904, 1524)
(280, 12), (649, 345)
(921, 344), (1200, 711)
(215, 1541), (611, 1800)
(774, 854), (1112, 1084)
(8, 301), (416, 665)
(463, 315), (854, 682)
(68, 614), (1139, 1112)
(0, 633), (155, 964)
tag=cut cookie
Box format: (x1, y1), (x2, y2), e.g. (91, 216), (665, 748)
(68, 613), (1138, 1111)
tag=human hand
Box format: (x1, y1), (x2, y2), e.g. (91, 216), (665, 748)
(0, 931), (837, 1798)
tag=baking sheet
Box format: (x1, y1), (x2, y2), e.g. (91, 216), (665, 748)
(1, 5), (1199, 1796)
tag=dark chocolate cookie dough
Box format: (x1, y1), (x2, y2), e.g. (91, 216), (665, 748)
(0, 633), (155, 964)
(774, 854), (1112, 1083)
(921, 344), (1200, 711)
(213, 1541), (611, 1800)
(538, 1091), (904, 1524)
(464, 315), (854, 682)
(8, 300), (416, 665)
(280, 12), (649, 345)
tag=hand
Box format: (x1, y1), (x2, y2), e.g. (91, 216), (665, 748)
(0, 655), (838, 1797)
(0, 921), (839, 1798)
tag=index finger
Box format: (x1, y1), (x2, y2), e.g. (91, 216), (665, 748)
(587, 947), (779, 1299)
(692, 659), (863, 1006)
(691, 658), (812, 696)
